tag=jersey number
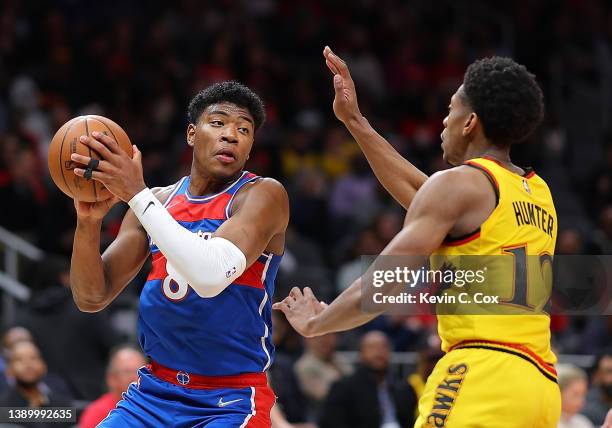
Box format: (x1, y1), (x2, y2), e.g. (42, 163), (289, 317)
(502, 245), (553, 311)
(162, 261), (190, 301)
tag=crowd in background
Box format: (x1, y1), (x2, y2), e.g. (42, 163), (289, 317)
(0, 0), (611, 426)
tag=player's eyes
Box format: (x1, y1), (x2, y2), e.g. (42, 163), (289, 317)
(238, 128), (249, 135)
(210, 120), (223, 126)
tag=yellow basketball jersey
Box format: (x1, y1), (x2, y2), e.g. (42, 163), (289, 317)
(431, 156), (558, 366)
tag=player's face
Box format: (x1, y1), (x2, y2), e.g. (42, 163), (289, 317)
(440, 86), (472, 166)
(187, 102), (255, 180)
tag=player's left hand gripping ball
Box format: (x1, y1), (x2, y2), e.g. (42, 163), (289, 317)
(71, 131), (147, 202)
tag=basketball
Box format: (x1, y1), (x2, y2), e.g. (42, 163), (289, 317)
(47, 115), (132, 202)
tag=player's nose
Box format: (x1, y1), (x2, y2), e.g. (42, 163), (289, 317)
(221, 126), (239, 143)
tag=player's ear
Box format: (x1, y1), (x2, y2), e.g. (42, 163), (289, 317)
(462, 112), (478, 137)
(187, 123), (196, 147)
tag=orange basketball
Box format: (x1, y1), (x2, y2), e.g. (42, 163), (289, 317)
(47, 115), (132, 202)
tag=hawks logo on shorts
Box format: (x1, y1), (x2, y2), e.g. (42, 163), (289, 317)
(424, 364), (468, 428)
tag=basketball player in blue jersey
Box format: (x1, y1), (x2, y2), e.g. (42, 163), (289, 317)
(69, 81), (289, 427)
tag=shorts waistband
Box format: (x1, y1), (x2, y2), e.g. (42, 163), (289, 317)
(148, 360), (268, 389)
(449, 340), (558, 383)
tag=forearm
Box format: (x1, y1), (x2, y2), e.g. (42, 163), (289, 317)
(70, 220), (108, 309)
(307, 277), (383, 336)
(345, 115), (428, 209)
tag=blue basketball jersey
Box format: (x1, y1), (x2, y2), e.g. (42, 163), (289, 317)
(138, 171), (282, 376)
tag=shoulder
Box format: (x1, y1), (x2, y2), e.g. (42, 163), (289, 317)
(244, 177), (288, 199)
(416, 166), (492, 203)
(233, 177), (289, 211)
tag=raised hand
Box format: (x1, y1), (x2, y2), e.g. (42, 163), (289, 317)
(70, 131), (146, 202)
(272, 287), (328, 338)
(323, 46), (362, 124)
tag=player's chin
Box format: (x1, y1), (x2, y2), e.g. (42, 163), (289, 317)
(209, 160), (244, 179)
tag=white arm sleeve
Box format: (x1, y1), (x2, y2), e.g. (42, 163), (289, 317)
(128, 187), (247, 298)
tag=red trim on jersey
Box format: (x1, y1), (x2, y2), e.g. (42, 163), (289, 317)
(167, 193), (231, 221)
(464, 160), (499, 191)
(245, 386), (276, 427)
(234, 261), (265, 289)
(524, 170), (536, 179)
(148, 360), (267, 389)
(148, 252), (168, 280)
(449, 339), (557, 376)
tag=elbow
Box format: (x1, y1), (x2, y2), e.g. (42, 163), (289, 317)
(189, 277), (232, 299)
(71, 291), (109, 313)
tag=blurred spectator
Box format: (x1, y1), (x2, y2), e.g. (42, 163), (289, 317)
(0, 326), (72, 399)
(78, 344), (146, 428)
(294, 334), (352, 420)
(0, 341), (71, 427)
(0, 326), (33, 392)
(582, 350), (612, 426)
(17, 256), (122, 400)
(556, 364), (593, 428)
(319, 331), (415, 428)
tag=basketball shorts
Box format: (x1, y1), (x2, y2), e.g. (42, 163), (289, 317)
(414, 341), (561, 428)
(97, 365), (275, 427)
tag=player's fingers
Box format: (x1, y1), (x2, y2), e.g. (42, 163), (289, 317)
(328, 49), (351, 80)
(73, 167), (110, 183)
(91, 131), (122, 155)
(70, 153), (113, 173)
(326, 59), (339, 75)
(333, 74), (344, 92)
(289, 286), (304, 300)
(272, 301), (288, 312)
(132, 145), (142, 165)
(303, 286), (317, 301)
(79, 135), (116, 161)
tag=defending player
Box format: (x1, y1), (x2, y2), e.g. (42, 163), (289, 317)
(274, 49), (561, 427)
(69, 81), (288, 427)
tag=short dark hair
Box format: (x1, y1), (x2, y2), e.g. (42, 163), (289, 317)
(462, 57), (544, 146)
(187, 81), (266, 130)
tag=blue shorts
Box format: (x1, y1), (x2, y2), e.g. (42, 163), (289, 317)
(97, 367), (275, 427)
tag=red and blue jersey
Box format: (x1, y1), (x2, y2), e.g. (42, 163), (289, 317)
(138, 171), (282, 376)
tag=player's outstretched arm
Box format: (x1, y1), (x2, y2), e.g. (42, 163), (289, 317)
(274, 166), (492, 336)
(323, 46), (428, 210)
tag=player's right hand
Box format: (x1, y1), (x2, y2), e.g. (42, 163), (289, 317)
(74, 196), (121, 222)
(323, 46), (362, 124)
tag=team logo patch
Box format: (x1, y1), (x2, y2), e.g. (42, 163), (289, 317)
(176, 371), (190, 385)
(522, 179), (531, 194)
(424, 363), (469, 427)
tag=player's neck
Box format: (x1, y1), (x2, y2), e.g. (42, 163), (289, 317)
(188, 166), (242, 196)
(464, 141), (512, 165)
